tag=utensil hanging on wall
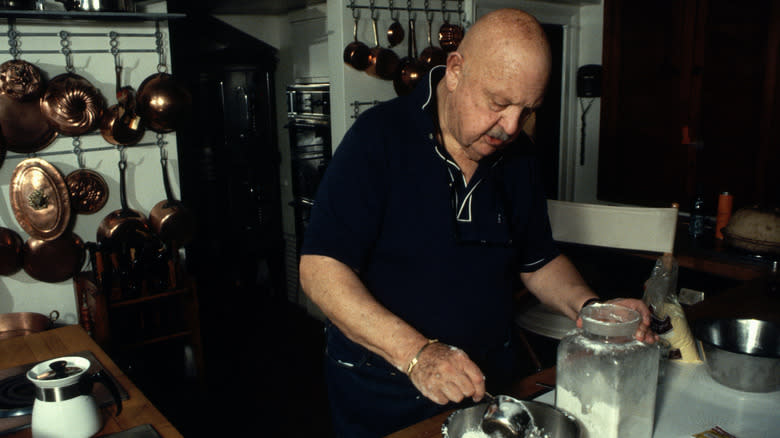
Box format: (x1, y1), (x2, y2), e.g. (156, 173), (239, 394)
(438, 0), (464, 53)
(65, 141), (110, 215)
(148, 140), (195, 248)
(386, 0), (404, 48)
(40, 32), (106, 136)
(0, 226), (23, 276)
(101, 51), (145, 145)
(366, 10), (400, 80)
(0, 57), (57, 153)
(96, 148), (150, 248)
(419, 9), (447, 72)
(22, 232), (85, 283)
(343, 13), (371, 71)
(136, 22), (191, 133)
(10, 158), (72, 241)
(394, 11), (425, 96)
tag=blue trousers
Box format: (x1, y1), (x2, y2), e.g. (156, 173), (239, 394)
(323, 324), (516, 438)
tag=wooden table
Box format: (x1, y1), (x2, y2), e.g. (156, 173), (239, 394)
(0, 324), (182, 438)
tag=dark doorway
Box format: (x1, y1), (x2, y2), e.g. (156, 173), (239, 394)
(534, 24), (563, 200)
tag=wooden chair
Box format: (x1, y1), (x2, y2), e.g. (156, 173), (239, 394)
(514, 200), (679, 370)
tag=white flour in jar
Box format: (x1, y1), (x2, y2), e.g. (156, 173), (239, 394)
(556, 386), (652, 438)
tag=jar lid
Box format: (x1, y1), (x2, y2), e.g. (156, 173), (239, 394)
(581, 303), (640, 338)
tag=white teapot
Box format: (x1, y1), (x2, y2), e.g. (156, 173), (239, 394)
(26, 356), (123, 438)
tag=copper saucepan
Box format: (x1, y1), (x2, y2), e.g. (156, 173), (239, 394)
(136, 72), (191, 133)
(22, 232), (85, 283)
(0, 226), (23, 276)
(0, 310), (60, 340)
(366, 14), (400, 81)
(40, 72), (106, 136)
(394, 14), (425, 96)
(0, 59), (57, 153)
(149, 154), (195, 248)
(343, 16), (371, 71)
(97, 156), (150, 249)
(10, 158), (72, 241)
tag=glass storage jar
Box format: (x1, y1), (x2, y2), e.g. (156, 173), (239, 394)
(555, 303), (659, 438)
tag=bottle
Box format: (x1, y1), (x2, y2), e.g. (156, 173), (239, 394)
(689, 193), (706, 239)
(714, 192), (733, 240)
(556, 303), (659, 438)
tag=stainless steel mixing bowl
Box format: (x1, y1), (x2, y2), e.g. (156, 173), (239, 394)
(442, 398), (581, 438)
(694, 318), (780, 392)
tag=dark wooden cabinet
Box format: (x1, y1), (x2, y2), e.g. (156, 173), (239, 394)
(599, 0), (780, 212)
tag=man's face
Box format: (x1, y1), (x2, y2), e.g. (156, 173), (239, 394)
(443, 55), (549, 162)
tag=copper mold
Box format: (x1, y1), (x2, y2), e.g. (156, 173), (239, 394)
(40, 73), (106, 136)
(0, 59), (44, 101)
(10, 158), (72, 241)
(66, 168), (110, 215)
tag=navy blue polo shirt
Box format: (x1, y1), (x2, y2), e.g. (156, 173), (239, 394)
(302, 66), (559, 362)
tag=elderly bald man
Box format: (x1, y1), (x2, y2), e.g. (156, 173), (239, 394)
(299, 8), (656, 437)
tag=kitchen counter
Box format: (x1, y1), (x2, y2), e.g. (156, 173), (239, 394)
(388, 271), (780, 438)
(0, 324), (181, 438)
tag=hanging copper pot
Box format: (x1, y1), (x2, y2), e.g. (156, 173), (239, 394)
(40, 72), (105, 136)
(394, 15), (426, 96)
(22, 232), (85, 283)
(148, 155), (195, 248)
(0, 59), (44, 101)
(101, 64), (144, 145)
(136, 72), (191, 133)
(367, 15), (400, 81)
(10, 158), (72, 241)
(343, 16), (371, 71)
(420, 14), (447, 72)
(97, 158), (150, 248)
(0, 227), (23, 276)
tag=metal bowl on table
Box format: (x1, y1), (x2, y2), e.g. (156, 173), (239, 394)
(442, 397), (581, 438)
(694, 318), (780, 393)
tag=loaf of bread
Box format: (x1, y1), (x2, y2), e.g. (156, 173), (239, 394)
(722, 207), (780, 253)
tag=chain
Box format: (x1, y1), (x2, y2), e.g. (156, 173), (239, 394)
(108, 30), (120, 66)
(59, 30), (74, 73)
(72, 137), (86, 168)
(157, 133), (168, 165)
(154, 20), (167, 73)
(350, 0), (359, 19)
(117, 145), (127, 171)
(7, 21), (20, 59)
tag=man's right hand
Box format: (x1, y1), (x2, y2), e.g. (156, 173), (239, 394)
(408, 342), (486, 405)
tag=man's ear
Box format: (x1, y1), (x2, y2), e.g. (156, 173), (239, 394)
(444, 51), (464, 91)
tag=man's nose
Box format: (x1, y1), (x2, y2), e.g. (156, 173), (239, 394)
(498, 107), (523, 136)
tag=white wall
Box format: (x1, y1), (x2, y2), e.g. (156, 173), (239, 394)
(0, 3), (181, 323)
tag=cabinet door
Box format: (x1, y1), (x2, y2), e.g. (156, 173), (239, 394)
(599, 0), (779, 210)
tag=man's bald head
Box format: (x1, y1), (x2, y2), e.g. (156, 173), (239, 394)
(456, 9), (551, 86)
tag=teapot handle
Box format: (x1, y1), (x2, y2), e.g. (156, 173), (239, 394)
(90, 370), (123, 416)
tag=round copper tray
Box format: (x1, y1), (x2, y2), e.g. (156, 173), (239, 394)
(0, 93), (58, 153)
(10, 158), (72, 241)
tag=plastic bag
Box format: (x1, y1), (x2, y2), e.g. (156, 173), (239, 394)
(642, 254), (700, 362)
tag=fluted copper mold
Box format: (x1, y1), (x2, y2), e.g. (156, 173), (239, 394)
(10, 158), (72, 241)
(40, 73), (106, 136)
(136, 72), (191, 133)
(438, 22), (464, 53)
(0, 59), (44, 101)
